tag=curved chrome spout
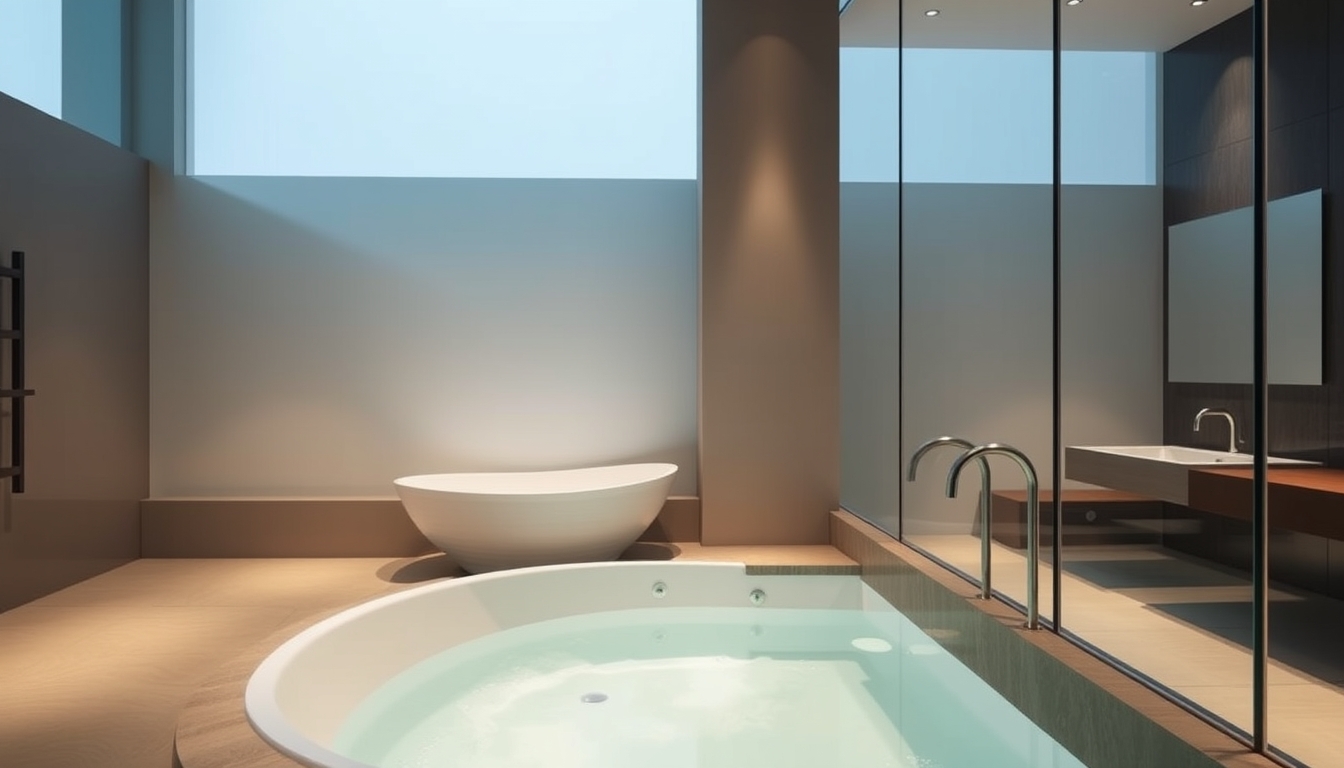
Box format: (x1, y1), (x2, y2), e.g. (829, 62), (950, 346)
(907, 436), (974, 481)
(1194, 407), (1242, 453)
(907, 436), (993, 599)
(947, 443), (1040, 630)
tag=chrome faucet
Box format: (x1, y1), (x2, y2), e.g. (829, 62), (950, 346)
(946, 443), (1041, 630)
(1194, 408), (1242, 453)
(908, 436), (993, 600)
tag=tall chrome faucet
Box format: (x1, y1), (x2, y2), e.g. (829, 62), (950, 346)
(907, 436), (993, 599)
(946, 443), (1041, 630)
(1194, 407), (1242, 453)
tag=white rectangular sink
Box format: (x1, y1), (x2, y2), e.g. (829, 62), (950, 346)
(1079, 445), (1317, 467)
(1065, 445), (1320, 505)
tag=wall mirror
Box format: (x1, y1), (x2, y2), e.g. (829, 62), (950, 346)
(1167, 188), (1323, 385)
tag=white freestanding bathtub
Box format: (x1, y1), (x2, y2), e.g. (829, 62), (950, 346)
(392, 463), (677, 573)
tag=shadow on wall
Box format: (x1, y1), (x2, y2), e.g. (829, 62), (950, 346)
(0, 93), (148, 609)
(150, 174), (699, 497)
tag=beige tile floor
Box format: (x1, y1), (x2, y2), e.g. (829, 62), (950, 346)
(0, 558), (410, 768)
(910, 534), (1344, 768)
(0, 544), (857, 768)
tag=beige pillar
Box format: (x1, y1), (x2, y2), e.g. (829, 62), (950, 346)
(699, 0), (839, 544)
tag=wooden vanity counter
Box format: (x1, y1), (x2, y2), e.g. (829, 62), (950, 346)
(1187, 467), (1344, 541)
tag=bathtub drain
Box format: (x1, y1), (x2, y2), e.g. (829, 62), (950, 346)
(581, 692), (609, 704)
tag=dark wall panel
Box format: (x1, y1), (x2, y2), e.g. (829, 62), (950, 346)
(1162, 140), (1251, 226)
(1164, 382), (1251, 451)
(1328, 105), (1344, 469)
(1163, 12), (1252, 166)
(1270, 113), (1329, 198)
(1268, 0), (1329, 129)
(1163, 2), (1338, 595)
(1331, 0), (1344, 110)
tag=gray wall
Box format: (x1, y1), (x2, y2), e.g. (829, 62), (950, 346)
(1060, 185), (1166, 456)
(0, 93), (148, 611)
(839, 182), (900, 526)
(149, 176), (697, 497)
(900, 183), (1055, 537)
(839, 183), (1164, 535)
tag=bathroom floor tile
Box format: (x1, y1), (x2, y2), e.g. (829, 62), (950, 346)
(26, 557), (406, 610)
(0, 604), (295, 768)
(1168, 682), (1344, 768)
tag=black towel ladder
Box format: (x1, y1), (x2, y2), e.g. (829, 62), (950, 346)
(1, 251), (35, 492)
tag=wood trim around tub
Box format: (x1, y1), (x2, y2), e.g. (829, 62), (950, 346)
(140, 496), (702, 558)
(829, 509), (1278, 768)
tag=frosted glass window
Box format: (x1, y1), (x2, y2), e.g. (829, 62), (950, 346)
(191, 0), (697, 178)
(841, 48), (899, 183)
(841, 48), (1157, 185)
(1061, 51), (1158, 185)
(0, 0), (61, 119)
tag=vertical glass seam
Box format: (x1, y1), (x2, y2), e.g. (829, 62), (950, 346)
(1051, 0), (1064, 633)
(896, 0), (905, 542)
(1251, 0), (1270, 752)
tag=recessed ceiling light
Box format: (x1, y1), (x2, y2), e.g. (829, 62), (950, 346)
(925, 8), (940, 16)
(1191, 0), (1207, 5)
(1066, 0), (1082, 5)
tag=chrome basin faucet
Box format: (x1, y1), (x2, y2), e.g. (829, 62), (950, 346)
(1194, 408), (1242, 453)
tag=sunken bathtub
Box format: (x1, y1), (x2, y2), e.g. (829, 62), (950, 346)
(392, 463), (677, 573)
(243, 562), (1089, 768)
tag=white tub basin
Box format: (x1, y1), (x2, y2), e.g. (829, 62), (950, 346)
(394, 463), (677, 574)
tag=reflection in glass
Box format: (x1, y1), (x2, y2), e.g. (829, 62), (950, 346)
(839, 18), (900, 536)
(842, 0), (1344, 763)
(897, 0), (1055, 623)
(1056, 0), (1302, 758)
(1167, 189), (1324, 385)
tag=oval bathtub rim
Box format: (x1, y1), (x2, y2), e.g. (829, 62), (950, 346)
(391, 462), (678, 496)
(243, 559), (746, 768)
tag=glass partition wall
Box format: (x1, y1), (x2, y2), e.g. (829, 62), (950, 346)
(895, 0), (1058, 626)
(1058, 0), (1259, 751)
(840, 0), (1339, 764)
(1258, 1), (1344, 764)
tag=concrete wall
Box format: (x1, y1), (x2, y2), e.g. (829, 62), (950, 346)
(0, 93), (148, 610)
(149, 176), (698, 497)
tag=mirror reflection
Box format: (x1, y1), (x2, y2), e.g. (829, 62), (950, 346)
(842, 0), (1343, 764)
(1167, 188), (1323, 385)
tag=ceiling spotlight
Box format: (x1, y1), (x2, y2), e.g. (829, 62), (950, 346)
(925, 8), (940, 16)
(1066, 0), (1082, 5)
(1191, 0), (1207, 5)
